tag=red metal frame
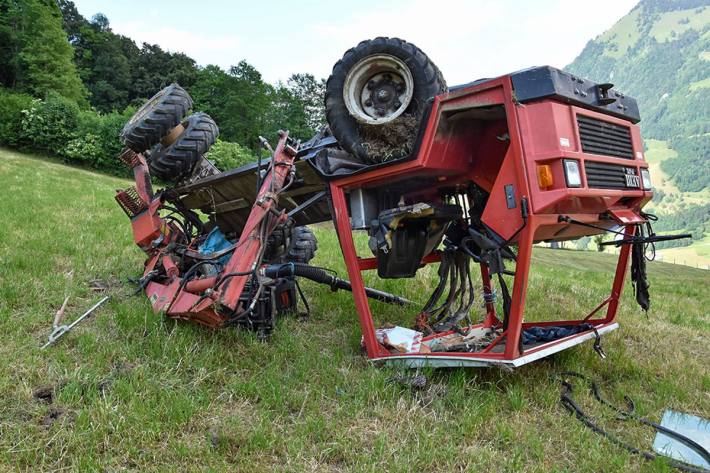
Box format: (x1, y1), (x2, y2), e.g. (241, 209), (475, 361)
(327, 75), (651, 366)
(117, 73), (651, 368)
(117, 132), (297, 327)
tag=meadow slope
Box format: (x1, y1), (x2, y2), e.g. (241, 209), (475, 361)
(0, 148), (708, 472)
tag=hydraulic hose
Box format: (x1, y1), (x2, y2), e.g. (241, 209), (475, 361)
(263, 263), (412, 306)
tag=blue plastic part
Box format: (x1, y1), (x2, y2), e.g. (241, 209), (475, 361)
(198, 227), (233, 265)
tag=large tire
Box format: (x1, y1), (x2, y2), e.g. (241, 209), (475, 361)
(286, 226), (318, 264)
(325, 37), (446, 163)
(121, 84), (193, 153)
(148, 112), (218, 183)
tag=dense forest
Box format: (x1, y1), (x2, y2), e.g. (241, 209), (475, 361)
(0, 0), (325, 173)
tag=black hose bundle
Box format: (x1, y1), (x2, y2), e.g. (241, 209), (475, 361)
(263, 263), (411, 306)
(414, 249), (475, 334)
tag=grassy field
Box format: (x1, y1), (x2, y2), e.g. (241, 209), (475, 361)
(642, 139), (710, 268)
(1, 148), (709, 472)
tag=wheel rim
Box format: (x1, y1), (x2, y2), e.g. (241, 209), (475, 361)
(342, 54), (414, 125)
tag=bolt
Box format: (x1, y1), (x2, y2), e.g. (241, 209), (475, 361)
(395, 83), (405, 93)
(393, 100), (401, 108)
(376, 89), (392, 101)
(365, 99), (373, 107)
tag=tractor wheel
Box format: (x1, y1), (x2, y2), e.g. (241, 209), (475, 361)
(121, 83), (193, 153)
(148, 112), (219, 183)
(325, 37), (446, 163)
(285, 226), (318, 264)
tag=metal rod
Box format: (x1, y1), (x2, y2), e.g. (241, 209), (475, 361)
(65, 296), (110, 332)
(287, 190), (327, 218)
(42, 296), (110, 349)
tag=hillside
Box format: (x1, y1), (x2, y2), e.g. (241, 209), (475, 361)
(566, 0), (710, 266)
(1, 148), (708, 471)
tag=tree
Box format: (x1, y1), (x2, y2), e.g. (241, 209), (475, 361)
(0, 0), (86, 103)
(56, 0), (198, 112)
(286, 73), (325, 131)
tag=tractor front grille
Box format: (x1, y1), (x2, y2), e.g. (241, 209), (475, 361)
(577, 115), (633, 159)
(584, 161), (640, 190)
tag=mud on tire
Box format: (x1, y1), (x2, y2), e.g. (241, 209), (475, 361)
(325, 37), (447, 163)
(121, 83), (193, 153)
(148, 112), (219, 183)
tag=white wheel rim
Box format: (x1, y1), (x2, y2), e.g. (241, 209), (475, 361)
(342, 54), (414, 125)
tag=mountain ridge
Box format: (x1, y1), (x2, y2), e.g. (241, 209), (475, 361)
(566, 0), (710, 265)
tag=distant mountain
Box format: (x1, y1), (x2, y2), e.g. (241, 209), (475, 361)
(566, 0), (710, 263)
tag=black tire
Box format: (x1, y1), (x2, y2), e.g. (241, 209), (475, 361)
(325, 37), (447, 163)
(148, 112), (219, 183)
(285, 226), (318, 264)
(121, 83), (193, 153)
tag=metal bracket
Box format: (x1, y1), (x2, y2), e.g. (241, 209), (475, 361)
(592, 327), (606, 359)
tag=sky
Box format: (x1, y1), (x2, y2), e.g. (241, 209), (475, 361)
(71, 0), (639, 85)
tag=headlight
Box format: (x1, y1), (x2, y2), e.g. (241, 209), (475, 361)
(563, 159), (582, 187)
(641, 168), (652, 190)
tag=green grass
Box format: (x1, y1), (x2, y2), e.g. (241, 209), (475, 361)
(689, 77), (710, 91)
(642, 139), (710, 266)
(599, 7), (642, 58)
(644, 139), (677, 166)
(1, 148), (709, 471)
(650, 6), (710, 42)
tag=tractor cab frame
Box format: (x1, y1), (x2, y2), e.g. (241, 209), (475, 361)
(326, 67), (651, 367)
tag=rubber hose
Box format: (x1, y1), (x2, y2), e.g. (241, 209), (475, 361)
(263, 263), (411, 306)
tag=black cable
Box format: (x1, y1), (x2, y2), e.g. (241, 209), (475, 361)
(176, 260), (223, 295)
(559, 372), (710, 473)
(558, 215), (629, 237)
(294, 279), (310, 317)
(503, 196), (529, 247)
(255, 152), (263, 196)
(262, 263), (412, 306)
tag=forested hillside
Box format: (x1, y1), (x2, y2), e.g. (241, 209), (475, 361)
(567, 0), (710, 258)
(0, 0), (324, 174)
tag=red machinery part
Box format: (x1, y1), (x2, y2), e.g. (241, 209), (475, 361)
(118, 132), (298, 328)
(327, 74), (650, 368)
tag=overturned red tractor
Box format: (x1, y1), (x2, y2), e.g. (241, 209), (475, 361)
(116, 37), (686, 368)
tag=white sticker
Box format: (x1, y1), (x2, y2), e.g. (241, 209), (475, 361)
(560, 137), (570, 147)
(636, 151), (643, 159)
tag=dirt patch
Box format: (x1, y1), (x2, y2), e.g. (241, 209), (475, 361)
(33, 381), (67, 404)
(41, 406), (74, 427)
(360, 113), (419, 162)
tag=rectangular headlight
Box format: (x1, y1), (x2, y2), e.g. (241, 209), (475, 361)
(563, 159), (582, 187)
(641, 168), (652, 190)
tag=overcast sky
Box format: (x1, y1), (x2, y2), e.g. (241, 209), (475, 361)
(71, 0), (638, 85)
